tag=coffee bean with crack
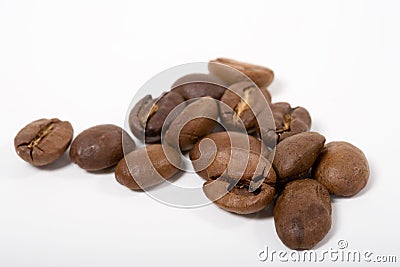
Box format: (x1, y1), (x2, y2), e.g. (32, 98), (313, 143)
(164, 97), (219, 151)
(115, 144), (181, 190)
(313, 141), (369, 197)
(274, 179), (332, 250)
(14, 118), (73, 166)
(220, 81), (271, 133)
(171, 73), (228, 100)
(202, 147), (276, 214)
(258, 102), (311, 147)
(208, 58), (274, 88)
(273, 132), (325, 182)
(190, 131), (272, 179)
(129, 91), (185, 143)
(69, 124), (135, 171)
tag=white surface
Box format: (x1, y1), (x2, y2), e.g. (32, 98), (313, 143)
(1, 0), (399, 266)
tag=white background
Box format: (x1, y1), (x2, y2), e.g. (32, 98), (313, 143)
(1, 0), (399, 266)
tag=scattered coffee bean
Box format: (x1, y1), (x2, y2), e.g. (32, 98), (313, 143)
(190, 131), (271, 179)
(313, 141), (369, 197)
(164, 97), (219, 151)
(171, 73), (228, 100)
(219, 81), (272, 133)
(209, 58), (274, 88)
(202, 148), (276, 214)
(69, 124), (135, 171)
(115, 144), (181, 190)
(274, 179), (332, 250)
(257, 102), (311, 147)
(273, 132), (325, 181)
(14, 118), (73, 166)
(129, 91), (185, 143)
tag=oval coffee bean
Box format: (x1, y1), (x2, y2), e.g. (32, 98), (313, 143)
(69, 124), (135, 171)
(171, 73), (227, 100)
(274, 179), (332, 250)
(220, 81), (272, 133)
(313, 141), (369, 197)
(164, 97), (219, 151)
(129, 91), (185, 143)
(202, 148), (276, 214)
(273, 132), (325, 180)
(115, 144), (181, 190)
(190, 131), (271, 179)
(209, 58), (274, 88)
(14, 118), (73, 166)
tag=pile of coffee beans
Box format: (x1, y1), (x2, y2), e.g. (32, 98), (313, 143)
(13, 57), (369, 250)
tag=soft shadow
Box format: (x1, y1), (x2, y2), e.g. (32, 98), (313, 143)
(236, 196), (276, 220)
(37, 153), (71, 171)
(87, 165), (116, 175)
(144, 170), (185, 192)
(268, 78), (285, 96)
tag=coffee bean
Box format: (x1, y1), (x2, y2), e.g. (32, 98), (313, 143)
(220, 81), (272, 133)
(313, 141), (369, 197)
(190, 131), (271, 179)
(129, 91), (185, 143)
(257, 102), (311, 147)
(209, 58), (274, 88)
(115, 144), (181, 190)
(171, 73), (227, 100)
(14, 118), (73, 166)
(69, 124), (135, 171)
(274, 179), (332, 250)
(273, 132), (325, 180)
(164, 97), (219, 151)
(202, 148), (276, 214)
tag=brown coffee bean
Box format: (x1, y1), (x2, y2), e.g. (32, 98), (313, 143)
(209, 58), (274, 88)
(129, 91), (185, 143)
(258, 102), (311, 147)
(274, 179), (332, 250)
(164, 97), (219, 151)
(14, 118), (73, 166)
(202, 148), (276, 214)
(220, 81), (272, 133)
(171, 73), (227, 100)
(273, 132), (325, 180)
(115, 144), (181, 190)
(69, 124), (135, 171)
(190, 131), (271, 179)
(313, 141), (369, 197)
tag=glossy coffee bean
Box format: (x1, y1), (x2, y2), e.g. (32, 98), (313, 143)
(220, 81), (272, 133)
(202, 148), (276, 214)
(129, 91), (185, 143)
(14, 118), (73, 166)
(313, 141), (369, 197)
(273, 132), (325, 180)
(209, 58), (274, 88)
(274, 179), (332, 250)
(115, 144), (181, 190)
(171, 73), (227, 100)
(164, 97), (219, 151)
(190, 131), (271, 179)
(69, 124), (135, 171)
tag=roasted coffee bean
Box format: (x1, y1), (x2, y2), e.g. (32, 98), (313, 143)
(171, 73), (227, 100)
(69, 124), (135, 171)
(115, 144), (181, 190)
(258, 102), (311, 147)
(274, 179), (332, 250)
(164, 97), (219, 151)
(220, 81), (271, 133)
(313, 141), (369, 197)
(209, 58), (274, 88)
(14, 118), (73, 166)
(273, 132), (325, 180)
(190, 131), (271, 179)
(129, 91), (185, 143)
(202, 148), (276, 214)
